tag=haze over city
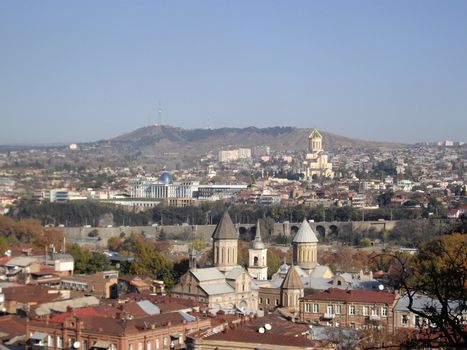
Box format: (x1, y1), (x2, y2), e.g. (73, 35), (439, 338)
(1, 0), (466, 145)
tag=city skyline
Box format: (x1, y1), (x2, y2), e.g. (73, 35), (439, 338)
(1, 1), (466, 144)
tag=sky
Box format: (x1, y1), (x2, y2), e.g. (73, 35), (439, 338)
(0, 1), (466, 144)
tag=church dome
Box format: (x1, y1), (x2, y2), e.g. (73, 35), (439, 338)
(159, 171), (173, 184)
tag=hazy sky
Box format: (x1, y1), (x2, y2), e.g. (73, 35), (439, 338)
(1, 1), (466, 144)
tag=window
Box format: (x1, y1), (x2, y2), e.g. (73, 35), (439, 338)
(146, 341), (151, 350)
(163, 337), (167, 347)
(313, 304), (319, 313)
(155, 339), (160, 350)
(402, 315), (409, 326)
(381, 307), (388, 317)
(414, 315), (421, 327)
(260, 297), (263, 304)
(349, 305), (355, 316)
(266, 298), (269, 305)
(128, 345), (133, 350)
(335, 304), (342, 315)
(363, 306), (369, 316)
(57, 336), (63, 349)
(47, 335), (54, 347)
(110, 345), (117, 350)
(371, 307), (379, 316)
(275, 299), (279, 306)
(83, 340), (88, 350)
(327, 305), (333, 315)
(305, 303), (311, 313)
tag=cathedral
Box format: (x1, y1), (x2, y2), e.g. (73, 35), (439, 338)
(171, 211), (259, 313)
(172, 212), (333, 318)
(303, 128), (334, 179)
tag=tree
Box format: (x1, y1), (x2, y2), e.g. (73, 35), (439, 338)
(383, 233), (467, 348)
(0, 236), (8, 256)
(68, 244), (91, 274)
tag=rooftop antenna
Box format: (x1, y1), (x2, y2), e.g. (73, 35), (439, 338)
(157, 103), (162, 126)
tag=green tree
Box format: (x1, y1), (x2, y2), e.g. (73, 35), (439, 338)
(68, 244), (91, 274)
(87, 252), (112, 273)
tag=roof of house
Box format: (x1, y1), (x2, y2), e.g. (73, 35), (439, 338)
(0, 316), (26, 341)
(281, 265), (304, 290)
(212, 211), (238, 240)
(5, 256), (38, 267)
(3, 285), (64, 304)
(292, 219), (319, 243)
(34, 296), (100, 316)
(303, 288), (396, 305)
(204, 328), (325, 348)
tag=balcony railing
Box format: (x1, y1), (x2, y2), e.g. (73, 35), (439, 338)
(322, 313), (335, 320)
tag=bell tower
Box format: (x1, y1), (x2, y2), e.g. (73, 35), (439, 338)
(248, 220), (268, 280)
(212, 211), (239, 272)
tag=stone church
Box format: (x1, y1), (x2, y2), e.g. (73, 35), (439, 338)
(171, 211), (259, 313)
(172, 212), (333, 317)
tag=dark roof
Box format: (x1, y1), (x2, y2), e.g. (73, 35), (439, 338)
(303, 288), (396, 304)
(281, 265), (304, 290)
(211, 211), (238, 240)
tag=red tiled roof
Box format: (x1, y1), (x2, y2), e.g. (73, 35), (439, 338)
(0, 256), (12, 266)
(3, 285), (64, 304)
(303, 288), (396, 304)
(48, 305), (119, 323)
(0, 316), (26, 340)
(206, 329), (325, 348)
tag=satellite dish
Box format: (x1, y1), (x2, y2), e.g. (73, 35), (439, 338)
(73, 341), (80, 349)
(378, 284), (384, 291)
(264, 323), (272, 331)
(258, 327), (265, 333)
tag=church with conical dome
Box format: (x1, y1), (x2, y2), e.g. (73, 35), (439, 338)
(172, 212), (333, 317)
(171, 211), (259, 313)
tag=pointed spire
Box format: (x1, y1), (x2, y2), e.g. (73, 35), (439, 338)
(253, 219), (265, 249)
(281, 265), (304, 290)
(212, 211), (239, 240)
(292, 219), (319, 243)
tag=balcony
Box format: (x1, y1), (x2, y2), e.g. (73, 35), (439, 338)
(322, 313), (335, 320)
(370, 315), (380, 321)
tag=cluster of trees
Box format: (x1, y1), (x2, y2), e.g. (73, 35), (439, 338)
(11, 200), (456, 230)
(0, 216), (64, 254)
(10, 201), (150, 227)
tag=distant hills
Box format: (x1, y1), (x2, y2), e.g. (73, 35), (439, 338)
(107, 125), (402, 154)
(0, 125), (404, 168)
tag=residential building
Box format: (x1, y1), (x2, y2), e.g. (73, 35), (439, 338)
(299, 288), (398, 334)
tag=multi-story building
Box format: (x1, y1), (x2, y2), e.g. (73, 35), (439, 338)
(60, 271), (119, 299)
(218, 148), (252, 162)
(299, 288), (398, 334)
(27, 308), (212, 350)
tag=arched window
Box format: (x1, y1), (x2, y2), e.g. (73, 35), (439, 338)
(254, 256), (258, 266)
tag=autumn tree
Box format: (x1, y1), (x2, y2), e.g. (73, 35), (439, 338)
(384, 233), (467, 348)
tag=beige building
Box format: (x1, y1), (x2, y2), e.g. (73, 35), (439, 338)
(303, 129), (334, 179)
(171, 212), (258, 313)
